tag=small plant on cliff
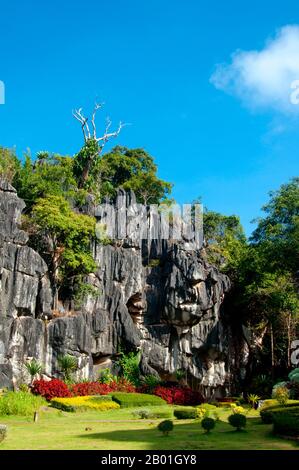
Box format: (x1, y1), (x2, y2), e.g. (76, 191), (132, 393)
(24, 359), (43, 384)
(57, 355), (78, 383)
(158, 420), (173, 436)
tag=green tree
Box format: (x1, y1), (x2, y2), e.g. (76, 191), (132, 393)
(0, 146), (20, 182)
(78, 145), (172, 204)
(30, 195), (96, 308)
(251, 177), (299, 274)
(198, 206), (247, 273)
(14, 152), (77, 210)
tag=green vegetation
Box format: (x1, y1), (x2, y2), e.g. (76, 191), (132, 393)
(116, 351), (141, 386)
(0, 406), (298, 450)
(110, 392), (166, 408)
(173, 407), (198, 419)
(57, 355), (78, 383)
(260, 403), (299, 424)
(0, 391), (46, 417)
(272, 386), (289, 405)
(24, 359), (43, 384)
(201, 417), (216, 434)
(132, 408), (173, 419)
(228, 413), (247, 431)
(273, 413), (299, 437)
(158, 420), (174, 436)
(51, 396), (119, 412)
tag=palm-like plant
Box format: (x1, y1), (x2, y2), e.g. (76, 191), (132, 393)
(57, 354), (78, 382)
(24, 359), (42, 384)
(247, 393), (260, 409)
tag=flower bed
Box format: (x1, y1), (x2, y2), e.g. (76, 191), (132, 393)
(32, 378), (136, 401)
(51, 395), (120, 412)
(151, 385), (203, 406)
(32, 379), (71, 401)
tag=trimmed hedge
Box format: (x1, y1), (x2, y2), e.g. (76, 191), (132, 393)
(273, 414), (299, 437)
(174, 407), (198, 419)
(110, 392), (166, 408)
(260, 404), (299, 424)
(51, 395), (118, 412)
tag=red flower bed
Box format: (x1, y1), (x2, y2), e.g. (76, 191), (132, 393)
(70, 379), (136, 397)
(32, 379), (71, 401)
(152, 385), (203, 406)
(114, 378), (136, 393)
(70, 382), (112, 396)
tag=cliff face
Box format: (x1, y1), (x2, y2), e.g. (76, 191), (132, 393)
(0, 180), (247, 396)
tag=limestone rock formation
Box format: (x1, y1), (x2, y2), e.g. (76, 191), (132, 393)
(0, 181), (247, 396)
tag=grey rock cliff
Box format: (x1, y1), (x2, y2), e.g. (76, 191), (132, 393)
(0, 182), (247, 396)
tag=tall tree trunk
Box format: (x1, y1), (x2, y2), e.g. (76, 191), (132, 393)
(270, 322), (275, 379)
(286, 312), (292, 369)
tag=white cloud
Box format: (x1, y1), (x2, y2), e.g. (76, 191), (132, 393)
(210, 25), (299, 113)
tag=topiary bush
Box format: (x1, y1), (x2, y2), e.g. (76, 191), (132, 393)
(174, 407), (198, 419)
(158, 419), (174, 436)
(228, 413), (247, 431)
(201, 417), (215, 433)
(0, 424), (7, 443)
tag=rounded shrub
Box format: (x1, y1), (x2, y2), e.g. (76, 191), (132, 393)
(158, 419), (174, 436)
(0, 424), (7, 443)
(228, 413), (247, 431)
(272, 386), (289, 405)
(174, 407), (198, 419)
(201, 417), (215, 433)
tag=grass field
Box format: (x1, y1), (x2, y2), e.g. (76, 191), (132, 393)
(1, 406), (299, 450)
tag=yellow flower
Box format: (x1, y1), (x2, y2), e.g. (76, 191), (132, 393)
(51, 395), (120, 412)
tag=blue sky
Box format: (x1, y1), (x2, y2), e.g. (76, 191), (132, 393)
(0, 0), (298, 235)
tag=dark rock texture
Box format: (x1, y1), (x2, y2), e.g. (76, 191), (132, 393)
(0, 182), (247, 396)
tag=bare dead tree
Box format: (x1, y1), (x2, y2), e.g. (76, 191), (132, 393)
(72, 102), (127, 187)
(73, 102), (126, 149)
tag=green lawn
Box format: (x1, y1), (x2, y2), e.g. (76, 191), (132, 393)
(0, 406), (298, 450)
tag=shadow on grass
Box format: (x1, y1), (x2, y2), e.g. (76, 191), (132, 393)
(74, 419), (299, 450)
